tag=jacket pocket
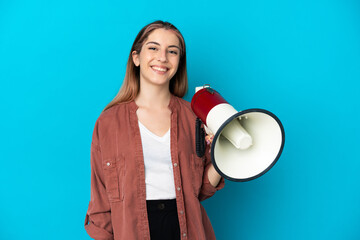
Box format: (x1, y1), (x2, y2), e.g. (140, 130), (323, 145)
(103, 155), (125, 202)
(190, 154), (205, 197)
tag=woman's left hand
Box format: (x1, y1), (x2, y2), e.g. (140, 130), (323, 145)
(205, 134), (214, 146)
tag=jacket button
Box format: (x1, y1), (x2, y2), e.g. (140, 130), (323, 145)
(174, 163), (178, 167)
(106, 162), (111, 166)
(177, 187), (181, 191)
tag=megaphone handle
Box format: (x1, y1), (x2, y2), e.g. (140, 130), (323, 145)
(195, 118), (206, 157)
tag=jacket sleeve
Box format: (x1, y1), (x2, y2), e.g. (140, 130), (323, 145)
(198, 143), (225, 202)
(84, 122), (114, 240)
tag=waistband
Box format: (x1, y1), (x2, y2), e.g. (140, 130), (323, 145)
(146, 199), (177, 212)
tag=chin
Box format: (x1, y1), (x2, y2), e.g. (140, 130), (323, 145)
(152, 80), (171, 87)
(149, 76), (174, 86)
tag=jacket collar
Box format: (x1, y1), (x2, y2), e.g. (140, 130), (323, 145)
(129, 94), (177, 113)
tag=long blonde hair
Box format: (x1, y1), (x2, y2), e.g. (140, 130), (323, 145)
(103, 20), (188, 112)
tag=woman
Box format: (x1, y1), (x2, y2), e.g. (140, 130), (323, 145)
(84, 20), (225, 240)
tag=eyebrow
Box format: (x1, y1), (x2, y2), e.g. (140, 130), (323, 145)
(146, 41), (181, 50)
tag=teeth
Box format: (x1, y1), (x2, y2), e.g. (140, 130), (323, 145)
(152, 66), (167, 72)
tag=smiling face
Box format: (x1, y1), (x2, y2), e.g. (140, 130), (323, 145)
(132, 28), (181, 88)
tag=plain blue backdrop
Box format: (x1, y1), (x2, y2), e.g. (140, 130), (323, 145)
(1, 0), (359, 239)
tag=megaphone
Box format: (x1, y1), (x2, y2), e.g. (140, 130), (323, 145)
(191, 85), (285, 182)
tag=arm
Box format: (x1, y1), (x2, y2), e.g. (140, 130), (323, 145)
(84, 122), (114, 240)
(198, 137), (225, 201)
(205, 133), (222, 188)
(207, 164), (222, 187)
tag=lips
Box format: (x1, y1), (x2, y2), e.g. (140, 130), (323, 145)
(151, 65), (168, 73)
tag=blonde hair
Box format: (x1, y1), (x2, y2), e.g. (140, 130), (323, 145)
(103, 20), (188, 111)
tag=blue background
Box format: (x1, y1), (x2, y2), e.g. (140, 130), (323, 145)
(1, 0), (359, 239)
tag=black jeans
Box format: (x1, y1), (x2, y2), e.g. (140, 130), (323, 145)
(146, 199), (180, 240)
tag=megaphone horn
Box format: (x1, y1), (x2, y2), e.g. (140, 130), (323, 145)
(191, 85), (285, 182)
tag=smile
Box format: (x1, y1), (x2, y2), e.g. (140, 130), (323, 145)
(151, 66), (168, 73)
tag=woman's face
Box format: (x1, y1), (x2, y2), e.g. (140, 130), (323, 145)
(132, 28), (181, 88)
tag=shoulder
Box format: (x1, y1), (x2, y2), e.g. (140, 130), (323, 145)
(173, 96), (196, 120)
(95, 101), (133, 127)
(91, 101), (134, 144)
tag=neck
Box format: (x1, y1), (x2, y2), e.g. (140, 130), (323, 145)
(135, 81), (171, 109)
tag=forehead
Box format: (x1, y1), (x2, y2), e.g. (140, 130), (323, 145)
(145, 28), (180, 47)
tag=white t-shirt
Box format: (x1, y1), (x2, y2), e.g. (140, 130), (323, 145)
(138, 121), (176, 200)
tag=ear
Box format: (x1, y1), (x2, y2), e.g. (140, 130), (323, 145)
(132, 50), (140, 67)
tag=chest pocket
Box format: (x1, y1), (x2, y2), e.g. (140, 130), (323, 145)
(103, 155), (125, 202)
(191, 154), (205, 197)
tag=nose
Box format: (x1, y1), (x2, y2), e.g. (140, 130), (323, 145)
(157, 49), (168, 62)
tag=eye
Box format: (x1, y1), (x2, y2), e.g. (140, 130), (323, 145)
(148, 47), (157, 51)
(169, 50), (178, 55)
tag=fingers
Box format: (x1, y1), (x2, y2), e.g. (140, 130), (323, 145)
(205, 134), (214, 145)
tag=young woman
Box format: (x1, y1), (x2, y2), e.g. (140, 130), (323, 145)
(84, 20), (224, 240)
